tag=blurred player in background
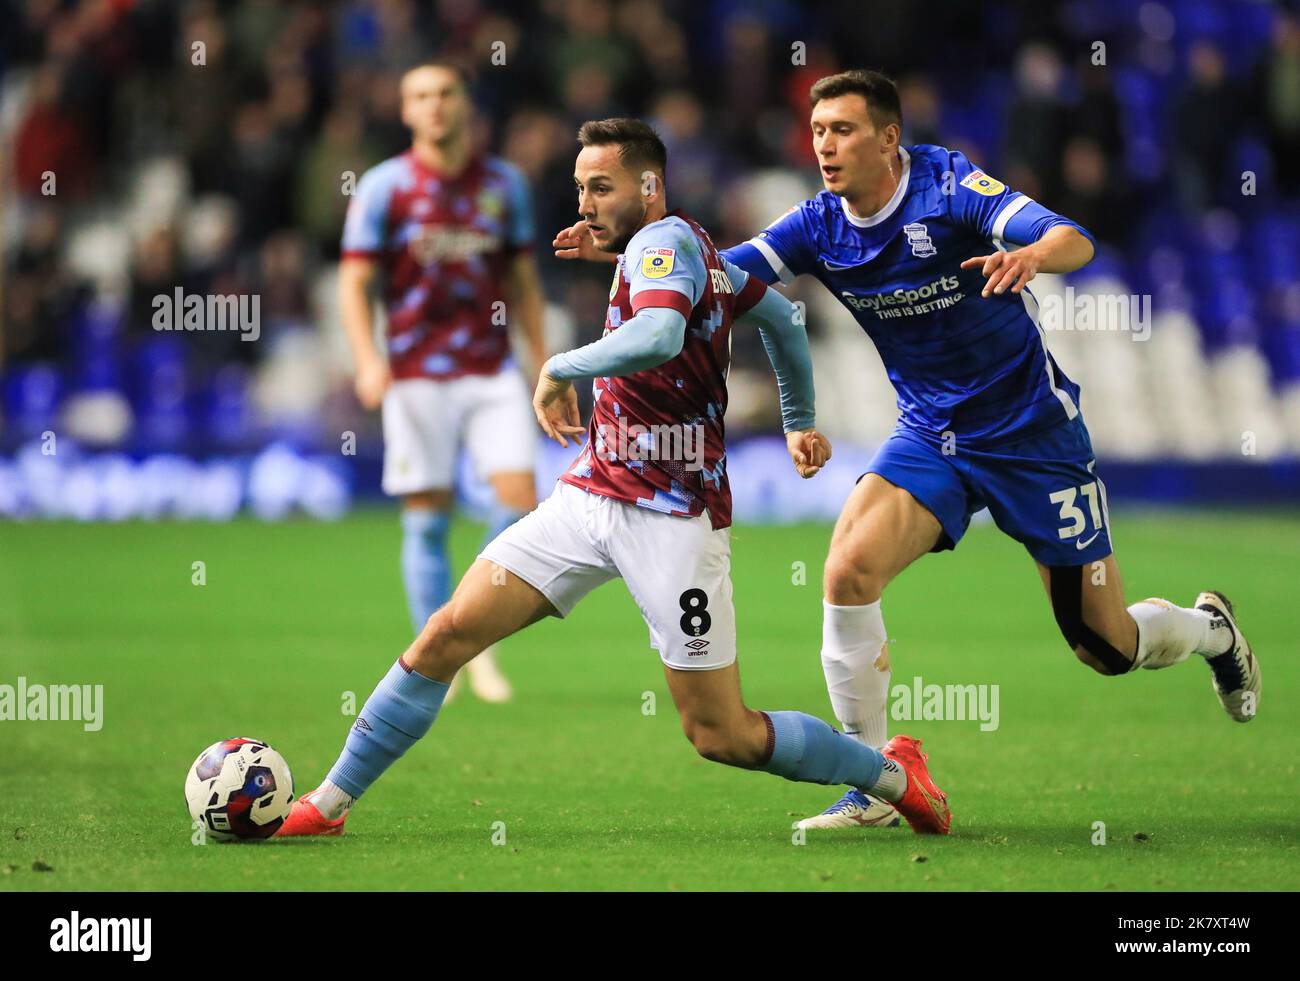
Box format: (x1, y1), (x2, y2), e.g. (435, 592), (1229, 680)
(339, 62), (548, 703)
(557, 69), (1260, 833)
(277, 118), (951, 840)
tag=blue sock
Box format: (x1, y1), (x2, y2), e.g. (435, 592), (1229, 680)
(327, 658), (449, 799)
(759, 710), (885, 789)
(401, 509), (451, 633)
(480, 502), (528, 551)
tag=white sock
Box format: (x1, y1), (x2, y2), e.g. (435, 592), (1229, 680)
(1128, 599), (1232, 670)
(869, 757), (907, 803)
(821, 600), (890, 748)
(310, 780), (355, 821)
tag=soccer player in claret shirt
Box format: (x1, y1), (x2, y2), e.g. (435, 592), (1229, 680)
(555, 69), (1261, 834)
(277, 118), (951, 839)
(339, 62), (547, 703)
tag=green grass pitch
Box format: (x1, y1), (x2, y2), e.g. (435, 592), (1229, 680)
(1, 509), (1297, 891)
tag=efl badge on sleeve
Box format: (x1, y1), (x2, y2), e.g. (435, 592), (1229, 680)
(641, 247), (676, 279)
(960, 170), (1006, 196)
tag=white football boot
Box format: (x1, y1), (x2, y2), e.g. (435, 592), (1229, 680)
(797, 788), (901, 830)
(1195, 591), (1260, 722)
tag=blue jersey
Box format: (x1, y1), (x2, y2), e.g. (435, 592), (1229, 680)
(724, 144), (1094, 448)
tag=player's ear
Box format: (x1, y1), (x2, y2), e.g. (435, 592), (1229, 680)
(639, 169), (662, 203)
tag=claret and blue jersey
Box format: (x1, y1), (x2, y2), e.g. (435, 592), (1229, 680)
(724, 144), (1113, 566)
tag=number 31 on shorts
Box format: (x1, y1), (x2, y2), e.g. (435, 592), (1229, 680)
(1049, 481), (1106, 541)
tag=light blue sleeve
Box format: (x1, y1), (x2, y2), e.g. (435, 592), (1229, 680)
(723, 257), (815, 432)
(341, 160), (401, 254)
(544, 308), (687, 380)
(626, 218), (708, 314)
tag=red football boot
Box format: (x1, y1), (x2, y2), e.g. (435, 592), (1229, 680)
(881, 735), (951, 835)
(273, 789), (347, 838)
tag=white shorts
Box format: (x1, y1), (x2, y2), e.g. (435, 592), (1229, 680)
(479, 482), (736, 671)
(381, 370), (537, 496)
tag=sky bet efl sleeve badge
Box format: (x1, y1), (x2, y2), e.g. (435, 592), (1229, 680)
(641, 247), (676, 279)
(960, 170), (1006, 196)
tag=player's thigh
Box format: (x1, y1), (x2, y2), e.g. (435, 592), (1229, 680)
(608, 506), (736, 672)
(825, 473), (945, 603)
(462, 369), (539, 489)
(478, 482), (619, 619)
(381, 379), (461, 496)
(406, 558), (554, 680)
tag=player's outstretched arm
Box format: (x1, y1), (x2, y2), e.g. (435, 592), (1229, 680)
(532, 306), (688, 447)
(732, 271), (831, 478)
(962, 217), (1096, 299)
(544, 307), (688, 380)
(961, 225), (1095, 298)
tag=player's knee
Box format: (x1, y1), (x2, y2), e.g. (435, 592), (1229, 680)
(1064, 631), (1133, 676)
(1071, 643), (1113, 675)
(409, 602), (481, 675)
(823, 554), (887, 605)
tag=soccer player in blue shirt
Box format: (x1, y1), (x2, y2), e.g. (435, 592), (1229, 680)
(557, 69), (1260, 833)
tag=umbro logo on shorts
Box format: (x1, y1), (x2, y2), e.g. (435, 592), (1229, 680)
(684, 638), (711, 656)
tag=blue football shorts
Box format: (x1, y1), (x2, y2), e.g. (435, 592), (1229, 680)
(863, 415), (1113, 567)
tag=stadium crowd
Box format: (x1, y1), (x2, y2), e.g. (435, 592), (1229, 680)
(3, 0), (1299, 469)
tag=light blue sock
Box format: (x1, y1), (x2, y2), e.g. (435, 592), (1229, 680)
(480, 502), (528, 551)
(760, 710), (885, 790)
(327, 658), (449, 799)
(401, 509), (451, 633)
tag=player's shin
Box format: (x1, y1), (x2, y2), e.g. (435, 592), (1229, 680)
(401, 510), (452, 633)
(1127, 599), (1232, 670)
(321, 656), (450, 815)
(757, 711), (905, 802)
(820, 600), (890, 747)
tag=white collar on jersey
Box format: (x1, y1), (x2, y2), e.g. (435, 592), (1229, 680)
(841, 146), (911, 228)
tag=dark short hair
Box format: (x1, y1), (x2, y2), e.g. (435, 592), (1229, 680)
(577, 117), (668, 176)
(808, 69), (902, 130)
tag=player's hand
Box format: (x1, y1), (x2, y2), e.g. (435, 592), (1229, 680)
(786, 428), (832, 479)
(354, 356), (391, 411)
(960, 247), (1042, 298)
(552, 221), (616, 264)
(533, 370), (586, 448)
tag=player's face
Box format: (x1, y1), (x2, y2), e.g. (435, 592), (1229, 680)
(574, 145), (649, 253)
(401, 66), (470, 145)
(810, 94), (897, 199)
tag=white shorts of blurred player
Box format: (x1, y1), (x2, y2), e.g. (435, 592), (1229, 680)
(381, 369), (538, 496)
(480, 481), (736, 671)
